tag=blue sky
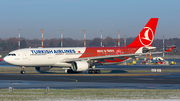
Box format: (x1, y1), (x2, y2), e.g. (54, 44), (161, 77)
(0, 0), (179, 39)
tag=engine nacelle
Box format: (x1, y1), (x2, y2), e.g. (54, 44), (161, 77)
(71, 61), (89, 71)
(142, 47), (156, 53)
(35, 67), (51, 72)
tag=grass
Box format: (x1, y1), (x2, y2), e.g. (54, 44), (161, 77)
(0, 89), (180, 100)
(0, 67), (34, 72)
(0, 67), (64, 73)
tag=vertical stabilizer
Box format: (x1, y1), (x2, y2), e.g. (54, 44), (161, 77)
(127, 18), (159, 47)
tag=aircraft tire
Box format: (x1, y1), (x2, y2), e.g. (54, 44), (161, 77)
(67, 69), (80, 74)
(88, 69), (101, 74)
(88, 70), (92, 74)
(95, 69), (101, 74)
(91, 70), (95, 74)
(20, 70), (25, 74)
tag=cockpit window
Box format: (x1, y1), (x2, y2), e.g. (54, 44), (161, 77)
(7, 53), (16, 56)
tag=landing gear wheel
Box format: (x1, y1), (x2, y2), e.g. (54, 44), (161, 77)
(67, 69), (80, 74)
(88, 69), (101, 74)
(88, 70), (92, 74)
(91, 70), (95, 74)
(95, 69), (101, 74)
(20, 70), (25, 74)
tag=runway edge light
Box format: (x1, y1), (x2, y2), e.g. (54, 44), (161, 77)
(9, 87), (13, 93)
(46, 87), (49, 94)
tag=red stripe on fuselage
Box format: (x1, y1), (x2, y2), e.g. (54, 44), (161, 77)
(79, 47), (139, 58)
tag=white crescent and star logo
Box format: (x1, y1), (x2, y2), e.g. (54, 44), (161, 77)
(139, 27), (154, 46)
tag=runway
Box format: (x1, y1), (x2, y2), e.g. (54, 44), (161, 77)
(0, 59), (180, 89)
(0, 72), (180, 89)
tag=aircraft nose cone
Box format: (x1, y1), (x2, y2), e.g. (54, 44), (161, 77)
(3, 56), (9, 63)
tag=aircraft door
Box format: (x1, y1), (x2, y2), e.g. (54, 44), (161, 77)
(47, 54), (54, 59)
(22, 52), (28, 59)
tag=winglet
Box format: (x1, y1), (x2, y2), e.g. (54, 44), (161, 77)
(165, 46), (175, 52)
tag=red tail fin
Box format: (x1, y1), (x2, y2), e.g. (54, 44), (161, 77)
(127, 18), (159, 47)
(165, 46), (175, 52)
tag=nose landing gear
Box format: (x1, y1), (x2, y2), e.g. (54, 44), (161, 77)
(20, 70), (25, 74)
(20, 66), (26, 74)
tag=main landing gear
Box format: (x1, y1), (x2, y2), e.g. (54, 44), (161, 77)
(20, 66), (26, 74)
(66, 69), (101, 74)
(88, 69), (101, 74)
(67, 69), (80, 74)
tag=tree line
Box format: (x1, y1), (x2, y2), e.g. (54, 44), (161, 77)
(0, 37), (179, 55)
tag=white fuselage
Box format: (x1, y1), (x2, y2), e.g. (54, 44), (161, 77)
(4, 47), (86, 67)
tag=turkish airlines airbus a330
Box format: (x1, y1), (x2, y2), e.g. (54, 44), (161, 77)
(4, 18), (174, 74)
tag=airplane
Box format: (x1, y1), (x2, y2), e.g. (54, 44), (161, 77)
(3, 18), (175, 74)
(0, 55), (2, 62)
(0, 58), (3, 62)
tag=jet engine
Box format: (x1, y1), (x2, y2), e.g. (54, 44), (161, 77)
(71, 61), (89, 71)
(142, 47), (156, 53)
(35, 67), (51, 73)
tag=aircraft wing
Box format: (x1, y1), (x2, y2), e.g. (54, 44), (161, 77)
(64, 52), (161, 62)
(64, 46), (175, 63)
